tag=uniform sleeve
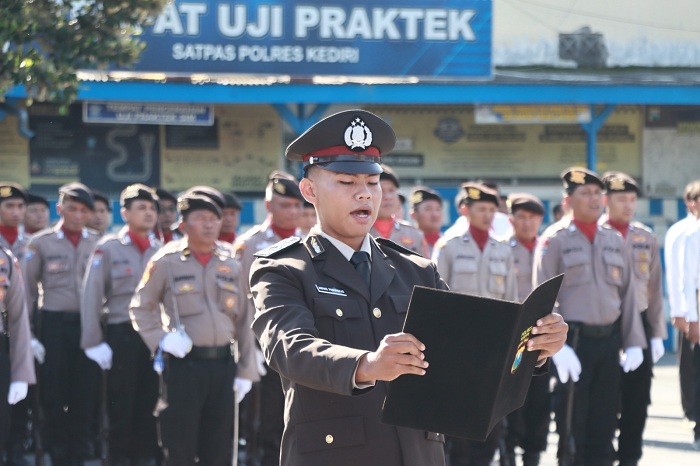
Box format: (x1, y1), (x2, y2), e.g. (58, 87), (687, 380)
(432, 240), (452, 288)
(646, 235), (667, 339)
(504, 249), (517, 301)
(80, 245), (109, 349)
(250, 258), (369, 396)
(22, 238), (42, 324)
(619, 242), (646, 348)
(663, 228), (681, 316)
(6, 256), (36, 384)
(680, 231), (699, 322)
(129, 257), (168, 353)
(534, 234), (560, 287)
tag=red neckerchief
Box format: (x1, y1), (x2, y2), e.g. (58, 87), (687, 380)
(219, 232), (236, 243)
(270, 224), (296, 240)
(155, 228), (173, 244)
(373, 218), (394, 238)
(62, 226), (81, 247)
(192, 251), (213, 267)
(128, 230), (151, 254)
(424, 231), (441, 247)
(24, 228), (38, 235)
(0, 225), (18, 245)
(519, 237), (538, 252)
(469, 225), (490, 252)
(572, 219), (598, 243)
(606, 218), (630, 239)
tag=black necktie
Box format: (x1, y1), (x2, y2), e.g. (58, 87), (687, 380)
(350, 251), (371, 288)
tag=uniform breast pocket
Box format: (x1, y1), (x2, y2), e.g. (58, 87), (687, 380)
(216, 279), (239, 315)
(633, 252), (651, 281)
(44, 259), (71, 289)
(488, 260), (508, 296)
(110, 265), (136, 296)
(171, 281), (204, 316)
(603, 253), (624, 286)
(561, 252), (592, 288)
(313, 297), (363, 346)
(453, 257), (478, 292)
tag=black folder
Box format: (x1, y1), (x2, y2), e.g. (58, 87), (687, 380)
(381, 274), (564, 441)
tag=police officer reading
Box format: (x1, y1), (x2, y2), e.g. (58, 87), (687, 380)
(248, 109), (568, 466)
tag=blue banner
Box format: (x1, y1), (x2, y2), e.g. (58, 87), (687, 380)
(83, 102), (215, 126)
(128, 0), (492, 79)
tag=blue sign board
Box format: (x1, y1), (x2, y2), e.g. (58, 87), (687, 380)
(83, 102), (215, 126)
(129, 0), (492, 79)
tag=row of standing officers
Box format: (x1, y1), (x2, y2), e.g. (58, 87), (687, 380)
(0, 110), (675, 466)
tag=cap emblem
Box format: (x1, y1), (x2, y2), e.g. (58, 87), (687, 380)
(0, 187), (11, 198)
(468, 188), (481, 200)
(273, 181), (286, 195)
(344, 117), (373, 151)
(411, 192), (423, 204)
(609, 177), (625, 191)
(570, 170), (586, 184)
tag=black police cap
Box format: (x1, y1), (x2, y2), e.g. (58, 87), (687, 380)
(120, 184), (159, 209)
(268, 171), (303, 201)
(459, 182), (499, 207)
(507, 193), (545, 216)
(26, 193), (49, 207)
(0, 182), (27, 203)
(410, 186), (443, 208)
(379, 164), (400, 188)
(178, 193), (222, 219)
(184, 186), (226, 210)
(154, 188), (177, 204)
(223, 192), (243, 210)
(601, 171), (639, 195)
(92, 190), (112, 211)
(59, 182), (94, 210)
(560, 167), (604, 193)
(286, 109), (395, 175)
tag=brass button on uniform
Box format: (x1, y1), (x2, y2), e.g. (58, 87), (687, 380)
(325, 434), (334, 444)
(335, 309), (343, 317)
(372, 307), (382, 318)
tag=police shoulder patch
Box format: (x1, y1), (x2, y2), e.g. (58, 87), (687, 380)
(376, 237), (420, 256)
(254, 236), (302, 258)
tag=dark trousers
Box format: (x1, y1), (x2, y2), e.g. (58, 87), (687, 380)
(505, 373), (551, 456)
(106, 323), (159, 463)
(693, 343), (700, 440)
(5, 386), (33, 464)
(554, 333), (620, 466)
(447, 421), (501, 466)
(158, 354), (236, 466)
(0, 343), (10, 458)
(40, 311), (99, 465)
(679, 332), (697, 421)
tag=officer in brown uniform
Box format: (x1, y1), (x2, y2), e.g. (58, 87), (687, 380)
(23, 182), (100, 466)
(432, 182), (517, 466)
(0, 245), (35, 464)
(219, 192), (243, 244)
(248, 109), (568, 466)
(535, 168), (645, 466)
(23, 193), (50, 236)
(129, 189), (258, 466)
(154, 188), (178, 244)
(88, 191), (112, 237)
(599, 172), (666, 466)
(409, 186), (444, 258)
(503, 193), (549, 466)
(370, 165), (427, 256)
(0, 183), (31, 267)
(81, 185), (162, 466)
(233, 171), (303, 466)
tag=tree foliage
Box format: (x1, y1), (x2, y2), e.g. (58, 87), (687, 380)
(1, 0), (167, 106)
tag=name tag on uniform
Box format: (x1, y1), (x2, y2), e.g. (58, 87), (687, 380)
(315, 285), (347, 297)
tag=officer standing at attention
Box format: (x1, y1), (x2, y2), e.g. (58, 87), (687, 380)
(535, 168), (645, 466)
(598, 172), (667, 463)
(0, 183), (31, 266)
(248, 109), (568, 466)
(432, 182), (517, 466)
(23, 193), (50, 236)
(154, 188), (178, 244)
(502, 193), (549, 466)
(130, 188), (258, 466)
(0, 244), (35, 464)
(88, 191), (112, 237)
(81, 185), (162, 466)
(409, 186), (444, 258)
(23, 182), (100, 466)
(233, 170), (304, 466)
(219, 192), (243, 244)
(370, 164), (427, 256)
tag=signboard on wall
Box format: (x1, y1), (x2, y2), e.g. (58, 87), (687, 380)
(83, 102), (215, 126)
(370, 106), (641, 179)
(0, 115), (30, 186)
(127, 0), (492, 79)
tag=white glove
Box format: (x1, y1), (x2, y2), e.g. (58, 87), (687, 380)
(84, 342), (113, 370)
(650, 338), (665, 364)
(620, 346), (644, 372)
(255, 348), (267, 377)
(7, 381), (28, 405)
(233, 377), (253, 404)
(160, 330), (193, 358)
(551, 345), (582, 383)
(31, 338), (45, 364)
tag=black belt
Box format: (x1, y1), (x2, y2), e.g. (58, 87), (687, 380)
(42, 310), (80, 323)
(187, 344), (234, 360)
(569, 320), (620, 339)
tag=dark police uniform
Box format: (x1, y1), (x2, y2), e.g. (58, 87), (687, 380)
(23, 183), (100, 466)
(250, 110), (446, 466)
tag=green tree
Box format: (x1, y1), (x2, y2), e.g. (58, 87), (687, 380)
(0, 0), (166, 106)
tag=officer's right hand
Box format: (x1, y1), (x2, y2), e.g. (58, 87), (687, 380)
(551, 345), (581, 383)
(689, 322), (700, 345)
(672, 317), (688, 333)
(355, 333), (428, 385)
(84, 342), (113, 370)
(160, 330), (193, 358)
(31, 338), (45, 364)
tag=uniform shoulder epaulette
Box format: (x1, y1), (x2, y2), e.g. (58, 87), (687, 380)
(97, 233), (120, 247)
(542, 221), (567, 238)
(376, 237), (420, 256)
(631, 221), (653, 234)
(236, 224), (264, 244)
(254, 236), (302, 258)
(395, 218), (415, 229)
(30, 228), (54, 241)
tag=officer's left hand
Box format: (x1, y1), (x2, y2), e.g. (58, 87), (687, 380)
(689, 322), (700, 345)
(620, 346), (644, 372)
(7, 381), (28, 405)
(233, 377), (253, 404)
(650, 337), (665, 364)
(528, 313), (568, 362)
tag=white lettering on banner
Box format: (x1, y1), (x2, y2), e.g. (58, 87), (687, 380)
(167, 43), (359, 64)
(173, 43), (236, 61)
(218, 5), (284, 38)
